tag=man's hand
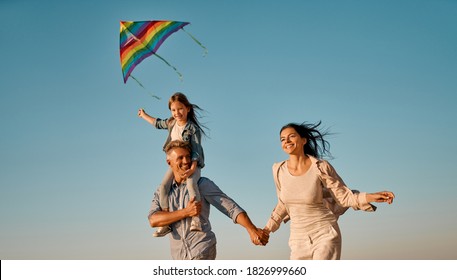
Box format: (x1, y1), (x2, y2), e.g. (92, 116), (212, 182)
(185, 196), (201, 217)
(149, 196), (201, 228)
(250, 228), (269, 246)
(234, 212), (269, 246)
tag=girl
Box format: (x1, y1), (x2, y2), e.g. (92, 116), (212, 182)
(138, 92), (207, 237)
(263, 121), (395, 259)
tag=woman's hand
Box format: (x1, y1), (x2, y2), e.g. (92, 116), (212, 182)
(249, 228), (269, 246)
(367, 191), (395, 204)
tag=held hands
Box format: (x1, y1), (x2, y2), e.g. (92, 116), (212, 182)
(249, 228), (270, 246)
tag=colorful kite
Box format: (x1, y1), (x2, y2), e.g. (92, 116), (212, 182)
(119, 20), (206, 99)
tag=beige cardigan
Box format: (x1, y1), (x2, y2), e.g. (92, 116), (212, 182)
(265, 156), (376, 233)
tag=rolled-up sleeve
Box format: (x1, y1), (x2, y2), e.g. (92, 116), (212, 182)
(183, 123), (205, 168)
(190, 132), (204, 166)
(265, 162), (290, 232)
(153, 118), (170, 129)
(265, 201), (289, 233)
(148, 190), (162, 219)
(198, 178), (245, 223)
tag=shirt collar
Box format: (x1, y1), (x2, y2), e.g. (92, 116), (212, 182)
(172, 179), (187, 188)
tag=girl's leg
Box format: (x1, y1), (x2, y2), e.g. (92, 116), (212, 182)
(153, 168), (174, 237)
(187, 168), (202, 231)
(159, 168), (174, 210)
(186, 167), (201, 202)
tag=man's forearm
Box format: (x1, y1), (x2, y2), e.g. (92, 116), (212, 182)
(235, 212), (257, 232)
(236, 212), (269, 245)
(149, 209), (189, 227)
(149, 197), (201, 227)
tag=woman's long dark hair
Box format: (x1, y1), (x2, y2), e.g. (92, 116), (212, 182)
(280, 121), (332, 159)
(168, 92), (209, 138)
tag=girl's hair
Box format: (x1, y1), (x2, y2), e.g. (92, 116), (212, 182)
(168, 92), (209, 137)
(280, 121), (332, 159)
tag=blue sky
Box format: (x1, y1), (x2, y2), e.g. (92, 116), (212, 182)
(1, 0), (456, 260)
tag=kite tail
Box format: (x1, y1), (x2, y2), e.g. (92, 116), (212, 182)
(130, 75), (161, 100)
(153, 53), (183, 81)
(182, 27), (208, 56)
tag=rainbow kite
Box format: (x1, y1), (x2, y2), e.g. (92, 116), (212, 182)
(120, 20), (206, 98)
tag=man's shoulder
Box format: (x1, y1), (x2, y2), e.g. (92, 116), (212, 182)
(197, 177), (220, 192)
(197, 176), (212, 185)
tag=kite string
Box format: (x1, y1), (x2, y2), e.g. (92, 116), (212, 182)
(153, 53), (183, 81)
(152, 26), (209, 80)
(182, 27), (208, 56)
(130, 75), (161, 100)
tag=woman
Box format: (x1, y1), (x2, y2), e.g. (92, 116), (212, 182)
(263, 122), (394, 260)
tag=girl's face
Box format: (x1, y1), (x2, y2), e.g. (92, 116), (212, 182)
(170, 101), (190, 125)
(280, 127), (307, 155)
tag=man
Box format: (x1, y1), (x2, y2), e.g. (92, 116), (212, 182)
(148, 140), (268, 260)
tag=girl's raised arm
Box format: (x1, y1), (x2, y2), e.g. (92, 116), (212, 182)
(138, 108), (156, 125)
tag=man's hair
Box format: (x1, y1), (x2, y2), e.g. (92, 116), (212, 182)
(165, 140), (191, 155)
